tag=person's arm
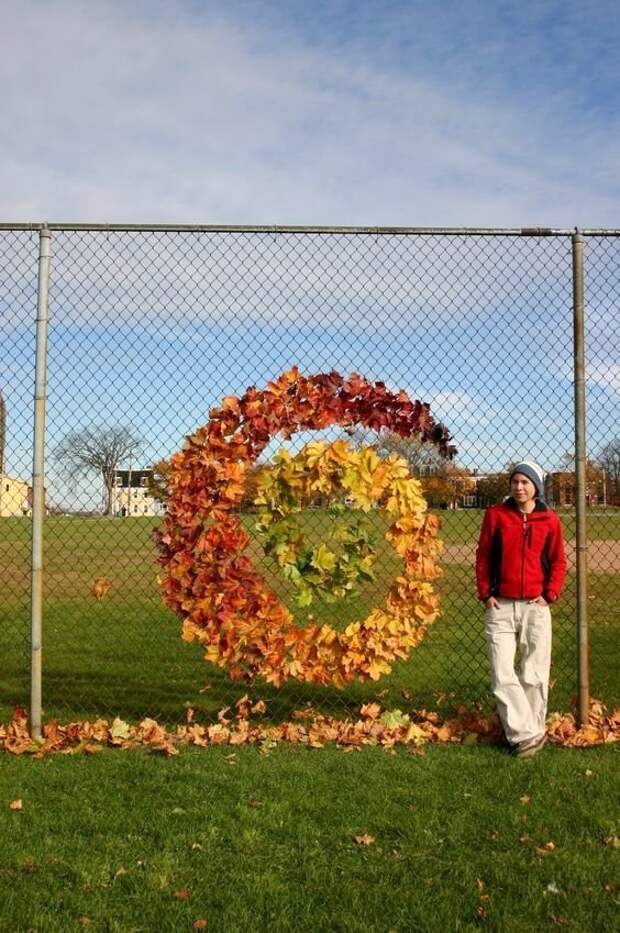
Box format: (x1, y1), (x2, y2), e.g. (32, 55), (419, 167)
(543, 515), (567, 603)
(476, 508), (495, 602)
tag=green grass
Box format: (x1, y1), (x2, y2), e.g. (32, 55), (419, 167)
(0, 512), (618, 724)
(0, 743), (618, 932)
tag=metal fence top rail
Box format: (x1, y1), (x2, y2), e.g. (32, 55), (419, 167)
(1, 222), (620, 236)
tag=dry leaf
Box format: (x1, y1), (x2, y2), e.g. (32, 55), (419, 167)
(193, 921), (208, 930)
(549, 915), (569, 927)
(519, 795), (531, 805)
(172, 888), (190, 900)
(519, 835), (531, 844)
(9, 799), (23, 810)
(354, 834), (375, 846)
(191, 842), (203, 851)
(535, 841), (556, 855)
(91, 577), (112, 600)
(77, 919), (91, 927)
(603, 834), (620, 849)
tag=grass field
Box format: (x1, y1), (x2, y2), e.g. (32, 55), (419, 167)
(1, 509), (618, 725)
(0, 742), (618, 932)
(1, 511), (618, 933)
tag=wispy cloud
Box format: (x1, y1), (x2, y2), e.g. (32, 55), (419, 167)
(1, 0), (619, 224)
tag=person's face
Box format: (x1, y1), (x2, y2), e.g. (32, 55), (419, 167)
(511, 472), (537, 504)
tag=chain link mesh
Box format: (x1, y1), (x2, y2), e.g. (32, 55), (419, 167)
(0, 228), (618, 724)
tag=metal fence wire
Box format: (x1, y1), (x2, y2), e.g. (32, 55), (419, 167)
(0, 225), (618, 728)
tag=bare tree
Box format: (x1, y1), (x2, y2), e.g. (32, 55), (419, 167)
(596, 439), (620, 491)
(346, 428), (448, 476)
(54, 425), (143, 516)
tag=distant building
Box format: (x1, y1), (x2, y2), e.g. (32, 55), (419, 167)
(0, 474), (32, 516)
(112, 469), (160, 517)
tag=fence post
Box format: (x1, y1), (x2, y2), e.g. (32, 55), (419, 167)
(30, 225), (52, 740)
(571, 229), (590, 727)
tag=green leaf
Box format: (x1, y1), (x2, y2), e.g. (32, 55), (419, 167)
(379, 709), (411, 729)
(295, 588), (313, 608)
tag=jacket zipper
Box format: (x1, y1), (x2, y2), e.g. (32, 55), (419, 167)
(520, 512), (528, 598)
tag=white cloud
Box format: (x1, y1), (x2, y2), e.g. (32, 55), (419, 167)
(1, 0), (619, 225)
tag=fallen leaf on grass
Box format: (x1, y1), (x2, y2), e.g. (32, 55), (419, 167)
(172, 888), (190, 900)
(546, 882), (561, 894)
(9, 799), (23, 810)
(584, 769), (593, 776)
(90, 577), (111, 600)
(193, 921), (208, 930)
(354, 834), (375, 846)
(519, 795), (531, 806)
(191, 842), (203, 851)
(475, 905), (488, 920)
(603, 834), (620, 848)
(536, 841), (556, 856)
(549, 915), (569, 927)
(77, 919), (91, 927)
(519, 835), (531, 844)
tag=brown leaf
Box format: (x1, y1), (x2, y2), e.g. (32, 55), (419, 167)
(77, 919), (91, 927)
(91, 577), (112, 600)
(519, 795), (531, 806)
(193, 921), (208, 930)
(435, 725), (453, 743)
(519, 835), (531, 844)
(9, 799), (23, 811)
(353, 834), (375, 846)
(172, 888), (190, 900)
(535, 841), (556, 855)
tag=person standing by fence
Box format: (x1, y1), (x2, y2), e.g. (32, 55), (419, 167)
(476, 461), (567, 758)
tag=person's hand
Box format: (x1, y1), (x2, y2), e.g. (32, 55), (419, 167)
(528, 596), (548, 606)
(485, 597), (500, 610)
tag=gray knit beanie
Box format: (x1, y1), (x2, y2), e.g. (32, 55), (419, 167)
(509, 461), (545, 499)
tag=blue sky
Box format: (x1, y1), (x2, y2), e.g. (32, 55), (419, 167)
(1, 2), (618, 507)
(2, 0), (619, 225)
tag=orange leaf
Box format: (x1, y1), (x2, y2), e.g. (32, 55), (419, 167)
(535, 841), (556, 855)
(193, 922), (209, 930)
(9, 799), (23, 811)
(172, 888), (190, 900)
(353, 834), (375, 846)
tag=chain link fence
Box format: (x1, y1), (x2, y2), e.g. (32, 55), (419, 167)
(1, 226), (618, 726)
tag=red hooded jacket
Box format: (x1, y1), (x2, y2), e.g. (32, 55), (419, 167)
(476, 498), (567, 603)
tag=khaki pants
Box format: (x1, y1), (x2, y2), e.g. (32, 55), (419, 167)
(485, 598), (552, 747)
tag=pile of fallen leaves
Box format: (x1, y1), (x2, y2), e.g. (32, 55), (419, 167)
(1, 697), (618, 758)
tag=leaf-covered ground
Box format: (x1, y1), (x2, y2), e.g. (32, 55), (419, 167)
(1, 740), (618, 932)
